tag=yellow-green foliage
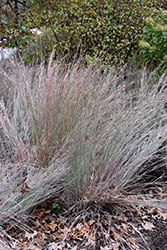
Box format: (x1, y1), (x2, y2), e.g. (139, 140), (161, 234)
(22, 0), (162, 66)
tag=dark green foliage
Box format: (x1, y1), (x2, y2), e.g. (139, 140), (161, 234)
(0, 0), (34, 48)
(1, 0), (165, 67)
(21, 28), (57, 64)
(153, 1), (167, 10)
(21, 0), (160, 66)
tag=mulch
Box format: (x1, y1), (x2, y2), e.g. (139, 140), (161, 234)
(2, 186), (167, 250)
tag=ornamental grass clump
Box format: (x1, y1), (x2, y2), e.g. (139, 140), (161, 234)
(0, 57), (167, 248)
(66, 69), (167, 205)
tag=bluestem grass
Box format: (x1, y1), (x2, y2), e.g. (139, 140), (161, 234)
(0, 57), (167, 248)
(65, 68), (167, 205)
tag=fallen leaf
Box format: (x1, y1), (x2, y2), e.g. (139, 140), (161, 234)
(59, 226), (68, 234)
(112, 242), (120, 250)
(48, 242), (60, 250)
(21, 183), (30, 194)
(25, 231), (37, 240)
(158, 209), (167, 220)
(46, 221), (57, 231)
(115, 224), (121, 231)
(141, 221), (155, 231)
(131, 244), (137, 250)
(122, 223), (129, 231)
(88, 220), (95, 226)
(71, 246), (77, 250)
(148, 207), (157, 214)
(156, 187), (163, 193)
(142, 215), (149, 220)
(123, 217), (128, 222)
(85, 222), (90, 229)
(100, 246), (111, 250)
(76, 223), (84, 230)
(129, 237), (139, 249)
(39, 201), (47, 207)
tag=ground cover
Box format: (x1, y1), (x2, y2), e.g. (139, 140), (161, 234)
(2, 185), (167, 250)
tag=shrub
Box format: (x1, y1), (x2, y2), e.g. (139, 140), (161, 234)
(21, 0), (160, 66)
(0, 58), (167, 248)
(139, 9), (167, 74)
(21, 28), (57, 65)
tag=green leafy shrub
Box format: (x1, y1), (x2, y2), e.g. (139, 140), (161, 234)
(21, 0), (160, 66)
(139, 10), (167, 74)
(21, 28), (57, 64)
(0, 0), (35, 49)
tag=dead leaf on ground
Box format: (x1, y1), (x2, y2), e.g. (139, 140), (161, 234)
(71, 246), (77, 250)
(112, 241), (120, 250)
(59, 226), (68, 234)
(46, 221), (57, 231)
(100, 246), (112, 250)
(141, 221), (155, 231)
(75, 222), (83, 230)
(157, 209), (167, 220)
(148, 207), (167, 220)
(25, 230), (37, 240)
(21, 183), (30, 194)
(88, 220), (95, 226)
(48, 242), (60, 250)
(121, 223), (129, 231)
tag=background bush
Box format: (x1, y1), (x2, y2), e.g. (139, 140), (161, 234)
(21, 0), (163, 66)
(138, 10), (167, 74)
